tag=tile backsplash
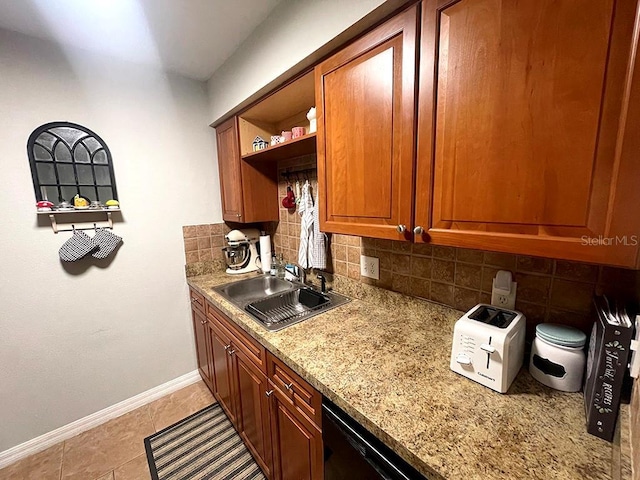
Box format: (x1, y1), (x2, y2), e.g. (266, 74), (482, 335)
(270, 156), (640, 338)
(182, 223), (229, 276)
(182, 223), (227, 263)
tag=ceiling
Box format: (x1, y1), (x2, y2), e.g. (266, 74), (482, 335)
(0, 0), (283, 80)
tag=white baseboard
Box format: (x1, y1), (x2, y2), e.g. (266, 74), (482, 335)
(0, 370), (201, 469)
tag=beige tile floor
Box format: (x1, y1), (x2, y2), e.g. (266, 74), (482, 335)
(0, 381), (215, 480)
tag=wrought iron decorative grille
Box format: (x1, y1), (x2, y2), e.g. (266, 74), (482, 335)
(28, 122), (119, 204)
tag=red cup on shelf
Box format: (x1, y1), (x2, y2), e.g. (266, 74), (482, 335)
(281, 130), (293, 141)
(292, 127), (305, 138)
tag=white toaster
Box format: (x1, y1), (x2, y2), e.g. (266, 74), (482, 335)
(450, 304), (526, 393)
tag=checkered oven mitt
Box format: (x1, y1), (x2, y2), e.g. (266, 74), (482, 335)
(91, 228), (122, 259)
(59, 230), (98, 262)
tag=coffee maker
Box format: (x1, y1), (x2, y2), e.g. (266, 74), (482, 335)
(222, 229), (260, 274)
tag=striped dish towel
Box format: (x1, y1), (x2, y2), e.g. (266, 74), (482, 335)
(311, 193), (326, 269)
(298, 181), (314, 269)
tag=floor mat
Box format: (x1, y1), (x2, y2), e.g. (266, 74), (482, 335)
(144, 403), (265, 480)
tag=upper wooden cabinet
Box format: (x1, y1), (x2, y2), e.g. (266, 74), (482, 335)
(215, 117), (279, 223)
(416, 0), (640, 267)
(315, 5), (419, 240)
(215, 72), (317, 224)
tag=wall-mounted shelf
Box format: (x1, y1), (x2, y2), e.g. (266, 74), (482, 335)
(38, 208), (121, 233)
(242, 133), (316, 162)
(237, 70), (316, 159)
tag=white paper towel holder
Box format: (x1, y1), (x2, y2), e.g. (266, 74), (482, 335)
(259, 232), (272, 274)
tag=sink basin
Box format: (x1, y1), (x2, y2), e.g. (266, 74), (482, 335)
(214, 276), (294, 305)
(213, 275), (350, 331)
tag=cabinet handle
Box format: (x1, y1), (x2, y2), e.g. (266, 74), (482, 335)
(284, 382), (293, 391)
(227, 349), (235, 356)
(224, 344), (231, 350)
(396, 224), (406, 233)
(191, 298), (199, 303)
(265, 390), (274, 397)
(237, 214), (242, 218)
(200, 320), (206, 325)
(413, 226), (424, 235)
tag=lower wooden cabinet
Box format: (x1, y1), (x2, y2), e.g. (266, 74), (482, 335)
(191, 307), (212, 391)
(191, 292), (324, 480)
(269, 379), (323, 480)
(235, 348), (273, 478)
(209, 320), (237, 426)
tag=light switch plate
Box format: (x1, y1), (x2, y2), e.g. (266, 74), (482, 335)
(360, 255), (380, 280)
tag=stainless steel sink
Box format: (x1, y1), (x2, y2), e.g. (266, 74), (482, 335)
(213, 275), (350, 331)
(215, 276), (294, 305)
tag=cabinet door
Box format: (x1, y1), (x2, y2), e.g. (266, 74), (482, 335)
(192, 308), (212, 391)
(269, 383), (323, 480)
(210, 322), (237, 426)
(315, 5), (418, 240)
(234, 349), (273, 478)
(416, 0), (640, 267)
(216, 116), (245, 222)
(267, 353), (321, 426)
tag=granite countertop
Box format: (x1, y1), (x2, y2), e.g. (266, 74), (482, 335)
(187, 271), (630, 480)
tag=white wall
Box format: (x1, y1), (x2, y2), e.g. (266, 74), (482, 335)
(0, 28), (221, 452)
(207, 0), (387, 123)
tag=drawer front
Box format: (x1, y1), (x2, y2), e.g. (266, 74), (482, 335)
(268, 353), (321, 426)
(206, 302), (267, 373)
(189, 288), (205, 313)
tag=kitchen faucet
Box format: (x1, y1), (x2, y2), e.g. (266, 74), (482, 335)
(286, 263), (306, 284)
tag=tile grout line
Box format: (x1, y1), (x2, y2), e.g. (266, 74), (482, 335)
(109, 452), (147, 478)
(59, 441), (65, 480)
(147, 404), (157, 433)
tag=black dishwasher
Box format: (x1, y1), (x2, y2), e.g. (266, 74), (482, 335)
(322, 398), (427, 480)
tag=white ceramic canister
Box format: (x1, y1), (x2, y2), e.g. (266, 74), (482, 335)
(529, 323), (587, 392)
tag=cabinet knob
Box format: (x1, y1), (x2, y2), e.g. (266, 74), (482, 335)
(200, 320), (206, 325)
(266, 390), (274, 397)
(413, 226), (424, 235)
(396, 224), (406, 233)
(224, 344), (231, 350)
(237, 214), (242, 218)
(191, 298), (198, 303)
(227, 349), (235, 356)
(284, 382), (293, 391)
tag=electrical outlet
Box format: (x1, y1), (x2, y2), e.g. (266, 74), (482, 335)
(491, 282), (517, 310)
(360, 255), (379, 280)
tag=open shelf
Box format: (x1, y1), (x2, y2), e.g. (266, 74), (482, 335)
(36, 207), (120, 215)
(37, 208), (122, 233)
(241, 133), (316, 162)
(238, 71), (316, 160)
